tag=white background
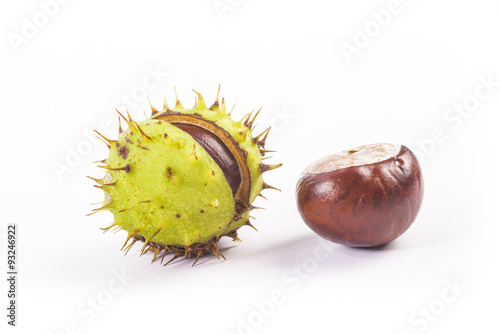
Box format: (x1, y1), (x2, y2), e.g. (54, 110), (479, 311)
(1, 1), (499, 333)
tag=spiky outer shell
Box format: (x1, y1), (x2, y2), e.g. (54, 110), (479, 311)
(91, 89), (280, 263)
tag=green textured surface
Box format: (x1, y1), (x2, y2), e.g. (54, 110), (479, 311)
(99, 99), (264, 248)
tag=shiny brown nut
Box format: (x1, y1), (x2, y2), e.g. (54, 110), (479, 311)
(296, 143), (424, 247)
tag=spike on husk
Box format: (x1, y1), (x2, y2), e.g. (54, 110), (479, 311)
(148, 98), (159, 116)
(174, 87), (183, 109)
(209, 84), (221, 111)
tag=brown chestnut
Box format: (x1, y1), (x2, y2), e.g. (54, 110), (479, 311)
(296, 143), (423, 247)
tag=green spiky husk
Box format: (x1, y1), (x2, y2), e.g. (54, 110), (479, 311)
(90, 89), (280, 265)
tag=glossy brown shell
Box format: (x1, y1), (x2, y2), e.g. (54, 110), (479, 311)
(296, 145), (423, 247)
